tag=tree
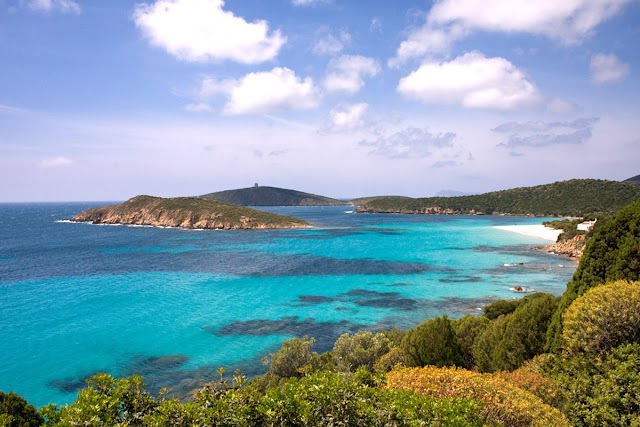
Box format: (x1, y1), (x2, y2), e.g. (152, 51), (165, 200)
(547, 199), (640, 352)
(562, 280), (640, 356)
(0, 391), (43, 427)
(401, 316), (464, 368)
(483, 299), (520, 320)
(473, 293), (558, 372)
(452, 315), (490, 369)
(262, 336), (319, 378)
(332, 331), (392, 373)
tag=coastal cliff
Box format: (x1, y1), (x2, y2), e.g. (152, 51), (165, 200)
(71, 195), (310, 230)
(537, 234), (587, 260)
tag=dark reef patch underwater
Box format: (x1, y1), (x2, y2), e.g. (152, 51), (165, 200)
(0, 203), (576, 406)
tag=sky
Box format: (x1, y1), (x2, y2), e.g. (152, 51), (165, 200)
(1, 0), (639, 202)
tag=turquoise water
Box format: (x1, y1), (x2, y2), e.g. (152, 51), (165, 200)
(0, 203), (576, 407)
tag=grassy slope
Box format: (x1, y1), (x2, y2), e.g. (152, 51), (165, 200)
(200, 186), (349, 206)
(73, 195), (310, 229)
(357, 179), (640, 217)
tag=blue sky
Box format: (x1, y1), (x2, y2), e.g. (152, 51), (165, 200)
(1, 0), (638, 201)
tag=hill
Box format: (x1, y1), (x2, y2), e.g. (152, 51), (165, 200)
(71, 195), (310, 230)
(356, 179), (640, 217)
(624, 174), (640, 184)
(200, 185), (350, 206)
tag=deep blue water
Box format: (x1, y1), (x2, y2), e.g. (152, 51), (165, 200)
(0, 203), (576, 407)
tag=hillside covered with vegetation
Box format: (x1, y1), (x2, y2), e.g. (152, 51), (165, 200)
(356, 179), (640, 217)
(5, 199), (640, 426)
(200, 186), (349, 206)
(71, 195), (310, 230)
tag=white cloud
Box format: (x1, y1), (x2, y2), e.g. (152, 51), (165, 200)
(328, 103), (368, 130)
(546, 98), (578, 114)
(133, 0), (285, 64)
(217, 68), (320, 115)
(360, 127), (456, 159)
(397, 52), (540, 110)
(312, 31), (351, 55)
(392, 0), (631, 64)
(21, 0), (80, 14)
(590, 53), (630, 85)
(37, 156), (73, 168)
(324, 55), (380, 94)
(493, 118), (599, 153)
(292, 0), (331, 6)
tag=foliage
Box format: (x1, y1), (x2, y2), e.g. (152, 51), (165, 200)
(200, 185), (348, 207)
(262, 336), (320, 379)
(562, 280), (640, 356)
(401, 315), (464, 368)
(386, 366), (571, 427)
(358, 179), (640, 217)
(556, 344), (640, 427)
(473, 293), (558, 372)
(497, 365), (564, 410)
(547, 199), (640, 352)
(483, 299), (520, 320)
(41, 374), (156, 426)
(452, 315), (490, 369)
(0, 391), (43, 427)
(331, 331), (392, 373)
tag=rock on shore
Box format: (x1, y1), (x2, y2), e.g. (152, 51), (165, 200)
(536, 234), (587, 260)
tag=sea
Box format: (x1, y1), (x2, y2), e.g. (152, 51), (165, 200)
(0, 202), (576, 407)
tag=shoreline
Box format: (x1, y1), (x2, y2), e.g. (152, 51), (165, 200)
(493, 224), (561, 242)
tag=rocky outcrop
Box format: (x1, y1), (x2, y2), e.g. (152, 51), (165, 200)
(536, 234), (587, 260)
(71, 195), (310, 230)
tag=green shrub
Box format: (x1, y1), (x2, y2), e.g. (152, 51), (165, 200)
(474, 293), (558, 372)
(0, 391), (43, 427)
(262, 336), (320, 378)
(483, 299), (520, 320)
(332, 331), (392, 373)
(562, 280), (640, 356)
(401, 315), (464, 368)
(547, 199), (640, 352)
(452, 315), (490, 368)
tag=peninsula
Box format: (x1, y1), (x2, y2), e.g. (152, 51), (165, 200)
(200, 185), (350, 206)
(356, 179), (640, 217)
(71, 195), (310, 230)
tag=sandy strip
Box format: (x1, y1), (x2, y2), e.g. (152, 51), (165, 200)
(494, 224), (561, 241)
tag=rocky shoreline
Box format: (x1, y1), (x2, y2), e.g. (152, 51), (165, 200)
(535, 234), (587, 260)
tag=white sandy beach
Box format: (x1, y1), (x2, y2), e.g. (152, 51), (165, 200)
(494, 224), (562, 241)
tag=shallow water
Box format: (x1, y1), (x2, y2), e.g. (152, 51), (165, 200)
(0, 203), (575, 406)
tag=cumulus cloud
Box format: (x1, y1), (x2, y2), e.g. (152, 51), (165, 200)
(397, 52), (540, 110)
(392, 0), (631, 64)
(21, 0), (80, 14)
(359, 127), (456, 159)
(312, 30), (351, 55)
(196, 68), (320, 115)
(324, 55), (380, 94)
(133, 0), (285, 64)
(37, 156), (73, 168)
(493, 118), (599, 152)
(590, 53), (630, 85)
(328, 103), (368, 131)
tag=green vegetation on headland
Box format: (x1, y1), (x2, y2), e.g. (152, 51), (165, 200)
(356, 179), (640, 217)
(5, 198), (640, 427)
(200, 185), (350, 206)
(70, 195), (310, 230)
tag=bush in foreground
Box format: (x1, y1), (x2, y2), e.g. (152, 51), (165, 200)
(386, 366), (570, 427)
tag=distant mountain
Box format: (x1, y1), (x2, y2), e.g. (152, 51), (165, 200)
(200, 186), (350, 206)
(71, 195), (310, 230)
(624, 174), (640, 184)
(435, 190), (475, 197)
(356, 179), (640, 217)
